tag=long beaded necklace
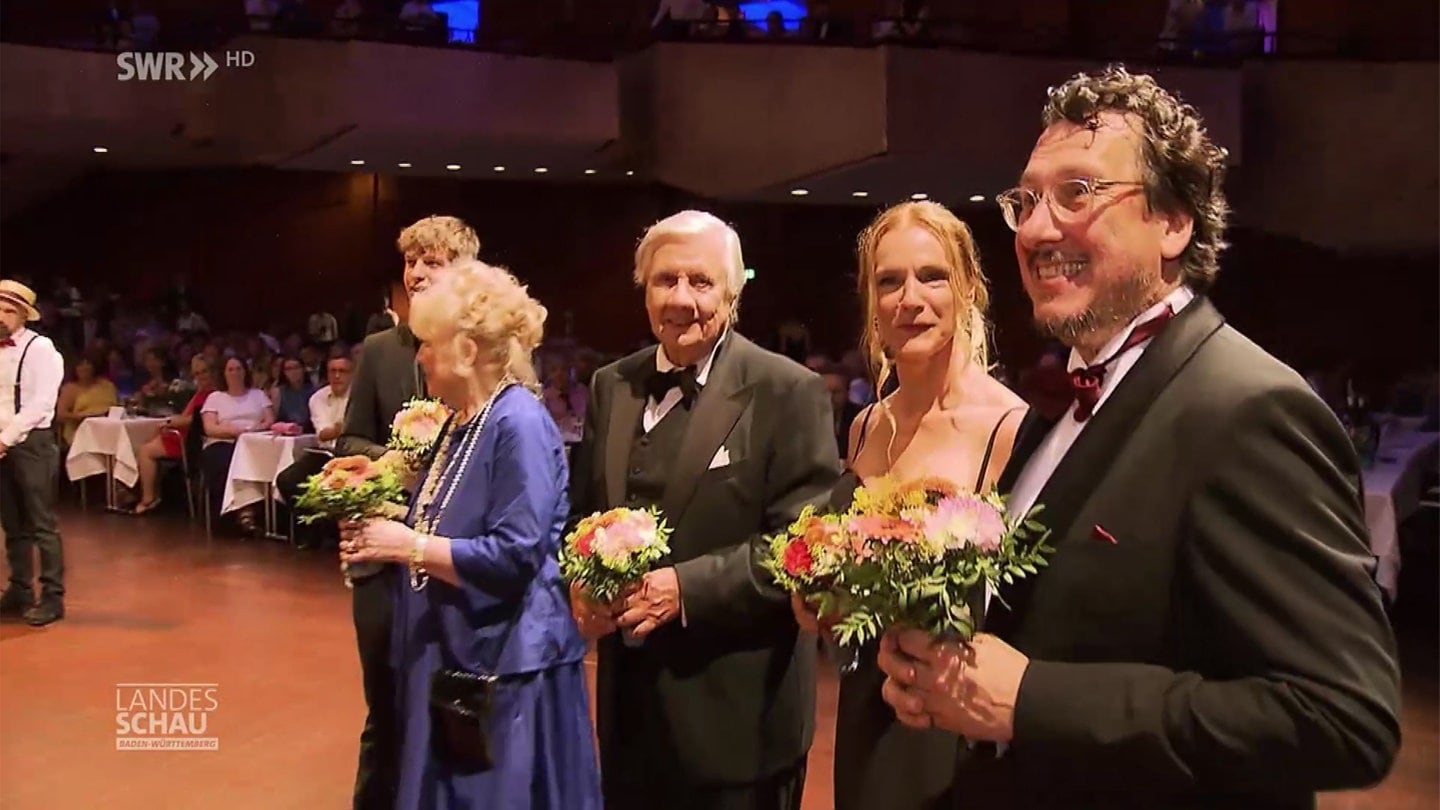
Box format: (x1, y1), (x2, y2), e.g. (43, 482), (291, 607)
(408, 378), (515, 590)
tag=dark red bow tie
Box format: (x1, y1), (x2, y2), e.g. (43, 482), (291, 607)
(1066, 306), (1175, 422)
(0, 338), (14, 348)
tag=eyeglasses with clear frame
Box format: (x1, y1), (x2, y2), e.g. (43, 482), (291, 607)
(994, 178), (1147, 232)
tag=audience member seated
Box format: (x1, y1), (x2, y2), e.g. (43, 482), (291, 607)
(201, 357), (274, 534)
(130, 2), (160, 50)
(246, 0), (279, 32)
(55, 354), (119, 447)
(133, 356), (215, 516)
(250, 362), (275, 398)
(276, 354), (353, 547)
(299, 343), (325, 387)
(541, 363), (587, 443)
(272, 355), (316, 431)
(129, 347), (174, 410)
(331, 0), (364, 38)
(106, 346), (137, 398)
(276, 0), (324, 36)
(800, 1), (851, 42)
(820, 363), (863, 459)
(398, 0), (446, 41)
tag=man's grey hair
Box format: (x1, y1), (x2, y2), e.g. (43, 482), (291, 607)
(633, 211), (747, 318)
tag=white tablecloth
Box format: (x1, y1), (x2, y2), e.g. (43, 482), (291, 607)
(64, 417), (167, 488)
(221, 432), (319, 515)
(1363, 425), (1439, 600)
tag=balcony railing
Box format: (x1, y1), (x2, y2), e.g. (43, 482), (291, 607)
(2, 9), (1434, 65)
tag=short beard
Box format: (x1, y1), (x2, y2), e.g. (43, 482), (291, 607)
(1036, 270), (1165, 349)
(0, 323), (11, 340)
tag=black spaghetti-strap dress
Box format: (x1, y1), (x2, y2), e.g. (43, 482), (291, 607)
(830, 406), (1020, 810)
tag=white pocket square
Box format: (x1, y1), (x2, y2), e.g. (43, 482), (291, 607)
(708, 446), (731, 470)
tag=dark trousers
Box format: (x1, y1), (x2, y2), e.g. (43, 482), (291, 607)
(604, 759), (808, 810)
(351, 570), (398, 810)
(275, 449), (331, 505)
(1, 429), (64, 602)
(277, 449), (333, 543)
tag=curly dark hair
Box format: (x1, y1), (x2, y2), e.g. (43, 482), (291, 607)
(1042, 64), (1230, 291)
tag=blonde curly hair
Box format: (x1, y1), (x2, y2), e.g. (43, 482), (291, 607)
(409, 260), (546, 390)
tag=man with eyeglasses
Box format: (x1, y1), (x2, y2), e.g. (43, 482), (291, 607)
(877, 65), (1400, 808)
(276, 353), (353, 541)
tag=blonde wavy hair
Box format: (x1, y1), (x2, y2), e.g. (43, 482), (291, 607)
(409, 260), (546, 391)
(396, 215), (481, 263)
(856, 201), (992, 398)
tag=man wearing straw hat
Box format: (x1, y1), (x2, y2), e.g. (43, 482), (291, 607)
(0, 280), (66, 627)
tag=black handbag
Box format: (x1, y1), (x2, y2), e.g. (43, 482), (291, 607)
(427, 597), (527, 774)
(428, 668), (499, 773)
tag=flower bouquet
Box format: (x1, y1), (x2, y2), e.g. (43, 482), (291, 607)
(559, 507), (673, 646)
(294, 455), (408, 587)
(762, 476), (1053, 657)
(388, 398), (453, 465)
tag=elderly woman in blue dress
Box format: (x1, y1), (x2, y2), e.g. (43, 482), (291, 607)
(340, 260), (601, 809)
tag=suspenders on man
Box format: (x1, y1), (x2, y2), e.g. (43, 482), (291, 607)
(0, 280), (66, 627)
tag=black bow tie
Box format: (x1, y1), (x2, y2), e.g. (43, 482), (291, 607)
(647, 366), (700, 405)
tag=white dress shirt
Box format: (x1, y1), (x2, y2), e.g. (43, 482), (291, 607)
(643, 330), (728, 630)
(308, 385), (351, 451)
(643, 331), (727, 434)
(0, 327), (64, 448)
(1008, 286), (1197, 520)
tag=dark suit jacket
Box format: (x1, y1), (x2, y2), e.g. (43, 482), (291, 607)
(337, 324), (424, 581)
(337, 324), (423, 461)
(964, 297), (1401, 808)
(569, 332), (842, 785)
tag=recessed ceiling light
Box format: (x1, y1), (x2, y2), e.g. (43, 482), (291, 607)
(625, 170), (635, 177)
(350, 159), (365, 166)
(851, 190), (868, 198)
(534, 167), (549, 174)
(911, 192), (929, 200)
(492, 165), (505, 172)
(93, 146), (108, 153)
(790, 188), (809, 196)
(397, 162), (412, 168)
(968, 194), (984, 202)
(583, 169), (597, 175)
(446, 164), (462, 171)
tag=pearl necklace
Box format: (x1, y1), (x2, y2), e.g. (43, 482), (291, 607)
(409, 379), (515, 590)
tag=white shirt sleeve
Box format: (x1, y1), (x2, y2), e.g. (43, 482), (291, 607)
(1, 335), (64, 448)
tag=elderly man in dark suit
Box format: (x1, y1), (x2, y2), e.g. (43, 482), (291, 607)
(336, 214), (479, 810)
(877, 65), (1401, 808)
(568, 210), (842, 810)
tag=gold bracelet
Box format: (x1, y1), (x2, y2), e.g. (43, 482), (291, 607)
(409, 533), (430, 591)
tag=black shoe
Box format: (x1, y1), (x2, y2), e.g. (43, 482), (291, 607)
(23, 602), (64, 627)
(0, 589), (34, 617)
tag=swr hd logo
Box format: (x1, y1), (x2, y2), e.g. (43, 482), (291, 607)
(116, 50), (255, 82)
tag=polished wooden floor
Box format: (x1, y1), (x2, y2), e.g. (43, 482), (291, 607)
(1, 505), (1435, 809)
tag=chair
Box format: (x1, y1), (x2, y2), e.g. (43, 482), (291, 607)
(183, 421), (212, 539)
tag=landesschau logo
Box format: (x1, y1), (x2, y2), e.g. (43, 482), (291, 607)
(116, 50), (255, 82)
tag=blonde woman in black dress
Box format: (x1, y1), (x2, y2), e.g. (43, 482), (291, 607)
(794, 201), (1026, 810)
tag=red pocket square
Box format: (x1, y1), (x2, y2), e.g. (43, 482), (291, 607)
(1093, 525), (1118, 544)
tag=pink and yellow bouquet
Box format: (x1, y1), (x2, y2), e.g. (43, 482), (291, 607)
(763, 476), (1052, 648)
(559, 507), (673, 603)
(388, 398), (453, 464)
